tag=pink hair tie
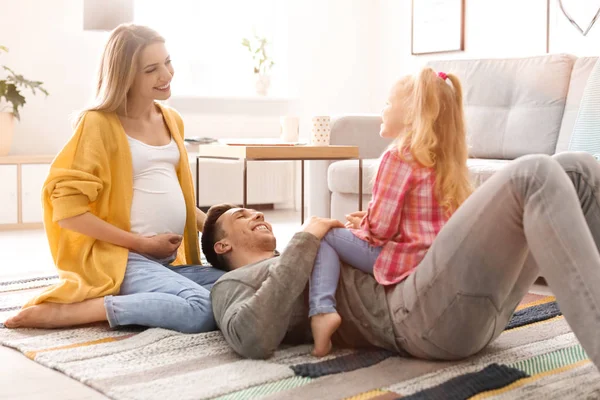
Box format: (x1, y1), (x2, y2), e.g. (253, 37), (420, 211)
(438, 72), (448, 80)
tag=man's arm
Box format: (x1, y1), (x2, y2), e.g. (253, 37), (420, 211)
(211, 217), (343, 359)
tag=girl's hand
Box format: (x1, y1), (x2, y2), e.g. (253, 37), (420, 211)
(136, 233), (182, 259)
(348, 211), (367, 219)
(345, 211), (366, 229)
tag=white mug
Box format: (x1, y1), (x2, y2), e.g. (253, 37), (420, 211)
(280, 116), (299, 142)
(311, 116), (331, 146)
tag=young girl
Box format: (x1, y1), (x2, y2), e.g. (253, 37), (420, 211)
(4, 24), (225, 332)
(309, 67), (472, 356)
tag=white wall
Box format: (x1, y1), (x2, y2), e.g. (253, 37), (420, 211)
(378, 0), (600, 91)
(549, 0), (600, 55)
(287, 0), (384, 141)
(0, 0), (384, 156)
(172, 0), (385, 143)
(10, 0), (597, 157)
(0, 0), (108, 155)
(378, 0), (549, 90)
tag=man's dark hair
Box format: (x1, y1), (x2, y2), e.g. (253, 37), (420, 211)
(201, 203), (237, 271)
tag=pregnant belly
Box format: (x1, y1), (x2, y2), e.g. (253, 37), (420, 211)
(129, 184), (187, 236)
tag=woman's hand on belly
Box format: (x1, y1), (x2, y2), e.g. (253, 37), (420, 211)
(134, 233), (182, 259)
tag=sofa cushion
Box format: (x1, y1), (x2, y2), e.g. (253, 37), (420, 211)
(556, 57), (599, 153)
(328, 158), (511, 195)
(428, 55), (575, 160)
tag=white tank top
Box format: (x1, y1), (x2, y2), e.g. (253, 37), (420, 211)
(127, 135), (187, 237)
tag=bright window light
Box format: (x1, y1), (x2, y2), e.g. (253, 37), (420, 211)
(134, 0), (288, 97)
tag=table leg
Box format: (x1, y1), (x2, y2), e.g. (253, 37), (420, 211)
(358, 158), (363, 211)
(301, 160), (305, 224)
(196, 157), (200, 208)
(243, 159), (248, 208)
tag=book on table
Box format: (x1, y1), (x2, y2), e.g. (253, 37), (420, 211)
(219, 138), (307, 146)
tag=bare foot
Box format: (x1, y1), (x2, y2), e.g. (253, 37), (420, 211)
(4, 298), (107, 329)
(311, 312), (342, 357)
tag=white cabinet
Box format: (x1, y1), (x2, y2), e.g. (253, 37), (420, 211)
(0, 156), (53, 229)
(192, 156), (295, 208)
(0, 165), (18, 224)
(21, 164), (50, 223)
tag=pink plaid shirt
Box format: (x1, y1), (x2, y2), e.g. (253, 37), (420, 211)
(351, 147), (448, 285)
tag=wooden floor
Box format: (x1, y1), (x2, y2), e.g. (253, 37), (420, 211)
(0, 228), (110, 400)
(0, 346), (107, 400)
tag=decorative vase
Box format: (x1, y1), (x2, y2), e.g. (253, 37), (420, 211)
(0, 112), (14, 156)
(255, 73), (271, 96)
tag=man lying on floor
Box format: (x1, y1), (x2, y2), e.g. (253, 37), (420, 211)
(201, 153), (600, 368)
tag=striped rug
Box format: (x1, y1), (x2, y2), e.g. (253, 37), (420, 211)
(1, 279), (598, 400)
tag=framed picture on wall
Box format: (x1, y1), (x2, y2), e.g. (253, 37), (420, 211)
(411, 0), (465, 55)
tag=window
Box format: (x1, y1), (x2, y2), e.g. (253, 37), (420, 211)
(134, 0), (288, 98)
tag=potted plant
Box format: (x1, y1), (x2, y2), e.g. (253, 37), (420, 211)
(241, 33), (275, 96)
(0, 45), (48, 156)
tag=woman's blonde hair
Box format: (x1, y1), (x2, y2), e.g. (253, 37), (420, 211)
(74, 24), (164, 127)
(392, 67), (472, 215)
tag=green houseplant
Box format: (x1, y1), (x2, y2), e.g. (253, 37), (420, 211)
(241, 33), (275, 96)
(0, 45), (49, 155)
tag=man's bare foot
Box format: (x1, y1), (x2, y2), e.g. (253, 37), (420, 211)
(4, 298), (107, 329)
(311, 312), (342, 357)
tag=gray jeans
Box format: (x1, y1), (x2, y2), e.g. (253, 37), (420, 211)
(390, 152), (600, 367)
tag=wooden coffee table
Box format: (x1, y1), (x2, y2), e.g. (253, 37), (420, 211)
(196, 145), (362, 223)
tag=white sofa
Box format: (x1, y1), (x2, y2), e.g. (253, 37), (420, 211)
(309, 54), (598, 221)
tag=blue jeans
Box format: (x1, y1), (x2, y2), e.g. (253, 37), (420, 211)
(309, 228), (382, 317)
(104, 252), (225, 333)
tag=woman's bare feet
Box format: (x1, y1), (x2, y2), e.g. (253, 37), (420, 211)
(311, 312), (342, 357)
(3, 298), (107, 329)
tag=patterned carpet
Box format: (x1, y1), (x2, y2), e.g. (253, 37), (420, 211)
(1, 278), (599, 400)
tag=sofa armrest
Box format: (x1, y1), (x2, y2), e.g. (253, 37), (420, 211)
(308, 115), (390, 218)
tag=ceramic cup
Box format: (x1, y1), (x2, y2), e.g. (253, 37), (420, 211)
(280, 116), (299, 142)
(310, 116), (331, 146)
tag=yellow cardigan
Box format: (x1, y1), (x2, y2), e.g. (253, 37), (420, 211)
(25, 103), (201, 307)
